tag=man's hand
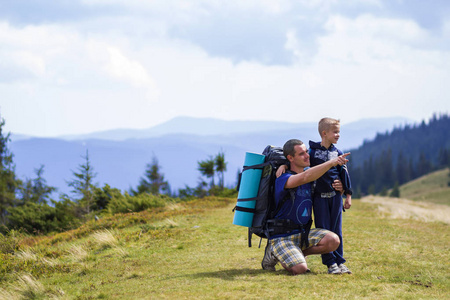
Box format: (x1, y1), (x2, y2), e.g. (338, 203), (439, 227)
(333, 152), (350, 166)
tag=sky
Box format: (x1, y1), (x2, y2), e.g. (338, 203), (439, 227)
(0, 0), (449, 137)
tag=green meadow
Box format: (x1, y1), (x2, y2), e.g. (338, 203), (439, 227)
(1, 170), (449, 299)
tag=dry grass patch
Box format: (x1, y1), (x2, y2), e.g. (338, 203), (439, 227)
(2, 273), (66, 299)
(67, 244), (89, 262)
(15, 249), (58, 268)
(361, 196), (450, 224)
(91, 229), (118, 247)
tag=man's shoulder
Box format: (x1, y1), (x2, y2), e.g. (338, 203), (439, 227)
(276, 172), (292, 182)
(275, 172), (293, 192)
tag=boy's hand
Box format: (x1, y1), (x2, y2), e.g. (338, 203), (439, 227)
(344, 195), (352, 209)
(332, 179), (344, 193)
(276, 164), (288, 178)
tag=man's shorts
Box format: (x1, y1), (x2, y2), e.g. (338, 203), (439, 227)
(269, 228), (330, 268)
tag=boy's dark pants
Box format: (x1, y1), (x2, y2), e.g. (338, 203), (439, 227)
(313, 193), (346, 267)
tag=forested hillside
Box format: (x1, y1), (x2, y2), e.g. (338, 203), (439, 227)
(348, 113), (449, 197)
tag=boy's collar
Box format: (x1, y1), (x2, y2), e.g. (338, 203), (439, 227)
(320, 142), (333, 149)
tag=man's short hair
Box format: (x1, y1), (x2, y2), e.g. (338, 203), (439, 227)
(283, 139), (304, 158)
(318, 117), (340, 136)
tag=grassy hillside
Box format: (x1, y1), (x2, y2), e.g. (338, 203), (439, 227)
(398, 168), (450, 206)
(1, 196), (449, 299)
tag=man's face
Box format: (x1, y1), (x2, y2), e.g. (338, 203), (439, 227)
(290, 144), (310, 168)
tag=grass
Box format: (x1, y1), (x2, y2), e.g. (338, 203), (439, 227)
(399, 168), (450, 206)
(1, 195), (449, 299)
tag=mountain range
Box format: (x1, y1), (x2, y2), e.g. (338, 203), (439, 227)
(9, 116), (412, 196)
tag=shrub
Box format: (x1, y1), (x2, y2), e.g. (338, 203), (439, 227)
(0, 229), (22, 254)
(5, 199), (81, 235)
(7, 202), (58, 234)
(107, 193), (168, 214)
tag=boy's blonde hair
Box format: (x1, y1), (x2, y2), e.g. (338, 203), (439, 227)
(318, 118), (340, 137)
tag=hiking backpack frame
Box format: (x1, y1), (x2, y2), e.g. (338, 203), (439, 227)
(235, 145), (295, 247)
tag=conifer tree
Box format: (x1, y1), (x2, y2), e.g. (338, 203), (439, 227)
(417, 151), (432, 177)
(133, 156), (168, 195)
(438, 147), (449, 168)
(0, 117), (19, 225)
(390, 182), (400, 198)
(67, 150), (97, 218)
(18, 165), (56, 205)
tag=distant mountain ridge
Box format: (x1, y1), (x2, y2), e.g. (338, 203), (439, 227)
(58, 117), (305, 141)
(9, 116), (413, 197)
(31, 115), (410, 143)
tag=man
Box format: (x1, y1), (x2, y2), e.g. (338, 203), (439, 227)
(262, 139), (350, 275)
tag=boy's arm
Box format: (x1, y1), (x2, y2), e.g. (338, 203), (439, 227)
(339, 163), (353, 197)
(344, 194), (352, 209)
(285, 153), (350, 189)
(276, 164), (288, 178)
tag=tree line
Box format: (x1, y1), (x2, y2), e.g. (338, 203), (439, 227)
(2, 112), (448, 235)
(0, 116), (234, 235)
(348, 113), (450, 197)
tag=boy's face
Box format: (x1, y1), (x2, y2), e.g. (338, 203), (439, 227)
(323, 125), (340, 144)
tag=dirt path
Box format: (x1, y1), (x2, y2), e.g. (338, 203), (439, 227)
(361, 196), (450, 224)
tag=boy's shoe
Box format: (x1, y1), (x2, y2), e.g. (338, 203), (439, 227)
(339, 264), (352, 274)
(261, 242), (277, 271)
(327, 263), (342, 274)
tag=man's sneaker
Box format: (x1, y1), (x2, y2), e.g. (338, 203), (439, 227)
(339, 264), (352, 274)
(261, 243), (277, 271)
(327, 263), (342, 274)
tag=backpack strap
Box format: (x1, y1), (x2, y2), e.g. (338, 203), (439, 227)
(235, 162), (268, 194)
(266, 218), (312, 248)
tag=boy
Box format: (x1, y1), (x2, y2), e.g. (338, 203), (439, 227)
(309, 117), (352, 274)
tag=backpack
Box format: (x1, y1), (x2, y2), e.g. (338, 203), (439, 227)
(235, 145), (293, 247)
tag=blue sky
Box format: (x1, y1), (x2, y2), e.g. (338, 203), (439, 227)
(0, 0), (449, 137)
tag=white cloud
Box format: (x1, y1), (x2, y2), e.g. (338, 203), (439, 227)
(81, 0), (292, 14)
(1, 2), (449, 137)
(105, 47), (154, 87)
(316, 14), (449, 69)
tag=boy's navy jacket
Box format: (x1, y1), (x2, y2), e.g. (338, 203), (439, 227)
(308, 141), (352, 196)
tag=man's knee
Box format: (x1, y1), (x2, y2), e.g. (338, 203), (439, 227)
(290, 263), (309, 275)
(323, 232), (340, 252)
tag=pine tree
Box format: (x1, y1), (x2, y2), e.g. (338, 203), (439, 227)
(0, 117), (19, 225)
(133, 156), (168, 195)
(396, 151), (408, 185)
(438, 147), (449, 168)
(18, 165), (56, 205)
(378, 148), (394, 192)
(67, 150), (97, 218)
(417, 151), (432, 177)
(390, 182), (400, 198)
